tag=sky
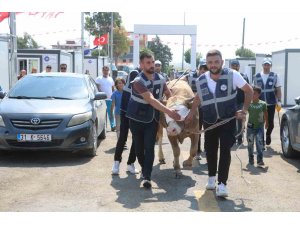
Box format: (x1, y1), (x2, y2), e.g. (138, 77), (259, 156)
(1, 0), (300, 68)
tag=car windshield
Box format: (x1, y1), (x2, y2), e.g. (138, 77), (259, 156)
(8, 76), (89, 100)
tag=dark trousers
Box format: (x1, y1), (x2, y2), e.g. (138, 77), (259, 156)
(129, 119), (158, 181)
(114, 113), (136, 165)
(204, 119), (236, 185)
(266, 104), (276, 136)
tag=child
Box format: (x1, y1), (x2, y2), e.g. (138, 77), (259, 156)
(247, 86), (268, 166)
(110, 77), (125, 139)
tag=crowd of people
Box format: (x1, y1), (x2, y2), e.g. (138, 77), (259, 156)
(95, 49), (282, 198)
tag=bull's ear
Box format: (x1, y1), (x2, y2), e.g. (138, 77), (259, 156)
(185, 97), (194, 109)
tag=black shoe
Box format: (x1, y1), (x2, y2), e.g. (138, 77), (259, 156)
(266, 135), (271, 145)
(111, 127), (116, 132)
(142, 179), (152, 189)
(237, 138), (243, 145)
(257, 161), (265, 166)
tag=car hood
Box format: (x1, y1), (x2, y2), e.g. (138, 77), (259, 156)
(0, 98), (91, 114)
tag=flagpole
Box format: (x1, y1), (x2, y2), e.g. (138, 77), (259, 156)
(110, 12), (114, 71)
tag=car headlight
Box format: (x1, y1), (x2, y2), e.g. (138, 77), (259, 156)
(67, 111), (92, 127)
(0, 115), (5, 127)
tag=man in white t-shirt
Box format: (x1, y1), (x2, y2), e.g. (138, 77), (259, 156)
(253, 58), (282, 146)
(95, 66), (116, 131)
(185, 49), (253, 197)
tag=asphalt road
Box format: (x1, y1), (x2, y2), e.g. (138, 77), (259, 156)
(0, 111), (299, 212)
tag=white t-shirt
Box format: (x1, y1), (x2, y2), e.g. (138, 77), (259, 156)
(95, 76), (114, 98)
(204, 70), (247, 93)
(260, 72), (281, 87)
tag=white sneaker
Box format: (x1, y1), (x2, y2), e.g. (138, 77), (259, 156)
(112, 161), (120, 175)
(206, 176), (216, 190)
(127, 163), (139, 174)
(216, 183), (228, 197)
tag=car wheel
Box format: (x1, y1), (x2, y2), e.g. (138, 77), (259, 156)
(280, 119), (298, 158)
(84, 123), (98, 157)
(99, 124), (106, 139)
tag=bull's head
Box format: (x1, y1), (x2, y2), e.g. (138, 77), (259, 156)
(164, 97), (193, 136)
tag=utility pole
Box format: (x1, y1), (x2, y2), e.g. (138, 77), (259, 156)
(181, 12), (186, 70)
(110, 12), (114, 70)
(242, 18), (245, 50)
(81, 12), (85, 74)
(9, 12), (18, 89)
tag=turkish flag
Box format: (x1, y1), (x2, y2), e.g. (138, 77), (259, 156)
(0, 12), (9, 23)
(93, 33), (109, 46)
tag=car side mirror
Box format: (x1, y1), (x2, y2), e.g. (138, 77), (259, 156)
(0, 91), (6, 99)
(295, 96), (300, 105)
(94, 92), (107, 100)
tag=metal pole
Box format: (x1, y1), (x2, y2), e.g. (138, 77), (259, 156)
(181, 12), (185, 70)
(110, 12), (114, 70)
(81, 12), (85, 74)
(9, 12), (18, 89)
(242, 18), (245, 50)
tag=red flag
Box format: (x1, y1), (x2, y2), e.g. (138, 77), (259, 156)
(93, 33), (109, 46)
(0, 12), (9, 23)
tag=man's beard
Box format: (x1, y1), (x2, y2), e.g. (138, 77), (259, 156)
(145, 67), (155, 74)
(209, 67), (222, 75)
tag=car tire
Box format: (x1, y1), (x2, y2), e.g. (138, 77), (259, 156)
(84, 123), (98, 157)
(99, 125), (106, 140)
(280, 119), (299, 158)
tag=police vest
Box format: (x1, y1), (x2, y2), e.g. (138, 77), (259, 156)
(236, 72), (249, 104)
(196, 68), (237, 124)
(253, 72), (277, 105)
(120, 70), (139, 114)
(188, 71), (199, 93)
(126, 72), (165, 123)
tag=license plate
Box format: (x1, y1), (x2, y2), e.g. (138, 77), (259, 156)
(17, 134), (52, 142)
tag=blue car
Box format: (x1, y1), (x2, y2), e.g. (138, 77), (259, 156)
(0, 73), (107, 157)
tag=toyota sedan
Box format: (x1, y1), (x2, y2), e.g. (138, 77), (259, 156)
(0, 73), (107, 157)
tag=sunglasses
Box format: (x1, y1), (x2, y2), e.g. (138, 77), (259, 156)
(60, 67), (66, 70)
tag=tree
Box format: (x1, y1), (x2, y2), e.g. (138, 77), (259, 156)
(184, 48), (202, 68)
(147, 36), (173, 73)
(84, 12), (130, 64)
(235, 47), (255, 57)
(91, 48), (107, 57)
(17, 32), (39, 49)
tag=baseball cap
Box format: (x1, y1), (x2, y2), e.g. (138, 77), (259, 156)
(154, 60), (162, 65)
(262, 57), (272, 65)
(198, 60), (207, 69)
(230, 59), (240, 66)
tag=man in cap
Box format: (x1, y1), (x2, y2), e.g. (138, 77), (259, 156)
(230, 59), (249, 145)
(154, 60), (169, 81)
(253, 57), (282, 146)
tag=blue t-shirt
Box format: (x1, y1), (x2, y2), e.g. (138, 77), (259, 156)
(111, 90), (123, 115)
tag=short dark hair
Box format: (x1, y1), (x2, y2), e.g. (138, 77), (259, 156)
(206, 49), (222, 59)
(139, 49), (154, 61)
(46, 65), (51, 69)
(252, 85), (262, 94)
(60, 63), (67, 67)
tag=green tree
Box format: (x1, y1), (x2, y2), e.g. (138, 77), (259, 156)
(17, 32), (39, 49)
(84, 12), (129, 64)
(184, 48), (202, 68)
(91, 48), (107, 57)
(235, 47), (255, 57)
(147, 36), (173, 73)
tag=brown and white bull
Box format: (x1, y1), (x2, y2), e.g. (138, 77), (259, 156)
(157, 79), (199, 177)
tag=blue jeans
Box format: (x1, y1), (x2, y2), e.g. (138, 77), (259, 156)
(105, 99), (115, 129)
(247, 127), (264, 162)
